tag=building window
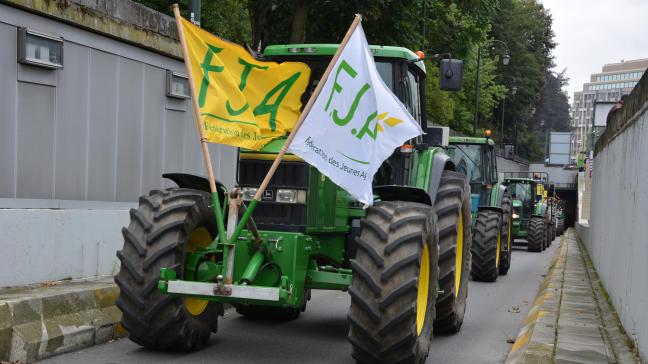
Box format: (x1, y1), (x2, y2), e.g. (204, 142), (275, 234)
(166, 71), (190, 99)
(17, 28), (63, 69)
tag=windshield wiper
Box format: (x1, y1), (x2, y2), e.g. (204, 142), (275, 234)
(450, 145), (478, 168)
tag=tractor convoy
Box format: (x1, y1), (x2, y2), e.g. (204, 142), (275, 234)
(115, 42), (559, 363)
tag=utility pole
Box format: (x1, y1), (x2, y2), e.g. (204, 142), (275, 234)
(473, 40), (510, 136)
(189, 0), (201, 26)
(473, 47), (482, 136)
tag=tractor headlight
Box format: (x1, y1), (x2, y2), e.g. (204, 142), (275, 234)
(512, 213), (519, 219)
(241, 187), (257, 201)
(276, 189), (307, 204)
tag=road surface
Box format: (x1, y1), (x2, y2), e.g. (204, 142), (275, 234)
(41, 239), (559, 364)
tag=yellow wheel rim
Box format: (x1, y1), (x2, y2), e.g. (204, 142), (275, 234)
(455, 211), (464, 298)
(496, 230), (501, 268)
(184, 227), (212, 317)
(416, 244), (430, 336)
(508, 217), (512, 255)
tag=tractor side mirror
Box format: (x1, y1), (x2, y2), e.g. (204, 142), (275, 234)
(422, 126), (449, 147)
(439, 58), (464, 91)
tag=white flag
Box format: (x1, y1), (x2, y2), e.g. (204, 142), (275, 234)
(288, 24), (423, 205)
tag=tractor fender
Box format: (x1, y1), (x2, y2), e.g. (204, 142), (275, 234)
(494, 183), (507, 208)
(428, 152), (455, 206)
(478, 206), (503, 214)
(374, 185), (432, 206)
(162, 173), (227, 202)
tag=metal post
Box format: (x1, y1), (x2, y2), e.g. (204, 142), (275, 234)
(500, 96), (506, 145)
(189, 0), (201, 26)
(473, 46), (482, 136)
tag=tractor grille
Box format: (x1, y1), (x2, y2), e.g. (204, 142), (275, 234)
(238, 159), (309, 232)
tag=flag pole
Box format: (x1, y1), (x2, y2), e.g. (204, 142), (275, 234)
(251, 14), (363, 203)
(172, 4), (227, 241)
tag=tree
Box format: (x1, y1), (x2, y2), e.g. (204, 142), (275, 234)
(489, 0), (556, 159)
(532, 69), (571, 132)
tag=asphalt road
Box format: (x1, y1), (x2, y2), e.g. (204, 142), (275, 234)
(41, 239), (558, 364)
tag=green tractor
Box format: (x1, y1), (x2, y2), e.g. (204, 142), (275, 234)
(446, 136), (512, 281)
(503, 172), (555, 252)
(115, 43), (473, 363)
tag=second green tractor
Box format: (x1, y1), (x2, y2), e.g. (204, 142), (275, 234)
(447, 136), (512, 282)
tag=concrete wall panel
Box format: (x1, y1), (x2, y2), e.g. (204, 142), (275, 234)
(86, 50), (119, 201)
(0, 208), (127, 287)
(115, 59), (144, 202)
(16, 82), (55, 199)
(580, 104), (648, 361)
(54, 43), (90, 201)
(0, 23), (17, 198)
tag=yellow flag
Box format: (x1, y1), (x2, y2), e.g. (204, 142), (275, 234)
(179, 18), (311, 150)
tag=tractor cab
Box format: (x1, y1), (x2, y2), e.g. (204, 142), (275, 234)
(445, 137), (499, 214)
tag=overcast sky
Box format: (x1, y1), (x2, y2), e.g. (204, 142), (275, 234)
(540, 0), (648, 101)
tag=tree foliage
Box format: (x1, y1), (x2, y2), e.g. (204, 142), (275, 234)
(136, 0), (559, 161)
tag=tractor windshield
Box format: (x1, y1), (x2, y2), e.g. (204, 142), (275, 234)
(508, 182), (532, 204)
(265, 56), (422, 123)
(447, 144), (482, 183)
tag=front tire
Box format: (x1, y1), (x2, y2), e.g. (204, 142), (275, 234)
(433, 171), (472, 334)
(348, 201), (439, 364)
(470, 210), (502, 282)
(115, 188), (223, 350)
(527, 217), (545, 252)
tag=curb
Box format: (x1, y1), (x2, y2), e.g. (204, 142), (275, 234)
(505, 234), (566, 364)
(0, 278), (125, 363)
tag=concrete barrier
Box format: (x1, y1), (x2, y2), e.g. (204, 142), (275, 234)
(576, 69), (648, 362)
(0, 278), (124, 363)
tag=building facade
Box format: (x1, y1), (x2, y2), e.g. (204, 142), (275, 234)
(570, 58), (648, 158)
(0, 0), (236, 287)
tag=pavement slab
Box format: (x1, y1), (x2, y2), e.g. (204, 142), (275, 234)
(506, 229), (642, 364)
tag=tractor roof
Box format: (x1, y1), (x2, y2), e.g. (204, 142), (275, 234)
(448, 136), (495, 146)
(263, 44), (425, 71)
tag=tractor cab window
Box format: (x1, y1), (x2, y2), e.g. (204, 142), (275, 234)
(508, 183), (532, 204)
(447, 144), (483, 183)
(483, 146), (498, 183)
(266, 56), (397, 110)
(402, 68), (422, 122)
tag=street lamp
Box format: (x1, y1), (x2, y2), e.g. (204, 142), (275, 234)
(473, 39), (510, 136)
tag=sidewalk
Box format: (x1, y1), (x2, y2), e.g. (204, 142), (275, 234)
(506, 229), (642, 364)
(0, 277), (124, 363)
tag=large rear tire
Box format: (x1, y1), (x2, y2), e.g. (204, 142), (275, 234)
(499, 195), (513, 275)
(115, 188), (223, 350)
(557, 218), (565, 236)
(433, 171), (472, 334)
(527, 217), (545, 252)
(470, 210), (502, 282)
(348, 201), (439, 364)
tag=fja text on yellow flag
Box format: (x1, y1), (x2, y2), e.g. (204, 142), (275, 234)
(179, 17), (311, 150)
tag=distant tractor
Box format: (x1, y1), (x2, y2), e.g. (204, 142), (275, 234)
(555, 199), (566, 236)
(503, 172), (555, 252)
(447, 136), (512, 281)
(114, 43), (472, 363)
